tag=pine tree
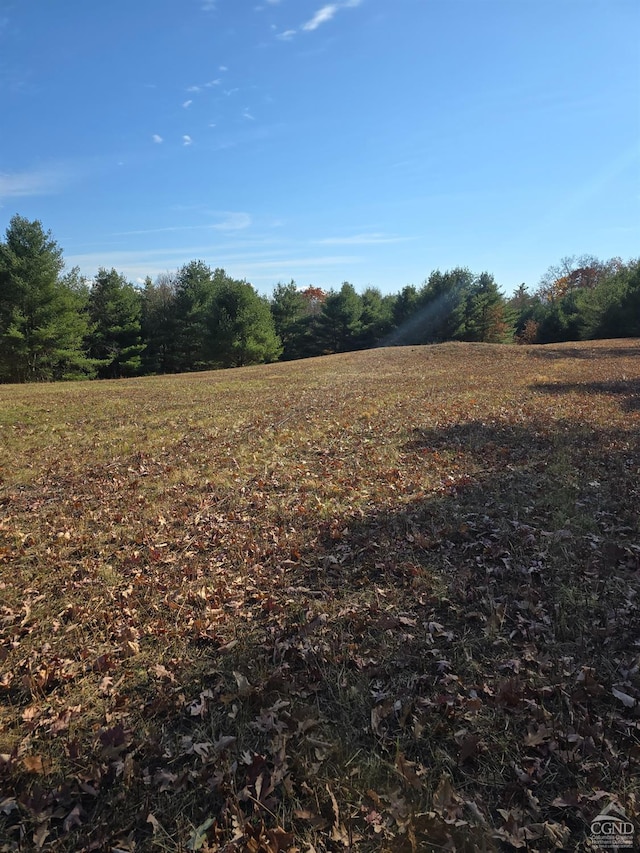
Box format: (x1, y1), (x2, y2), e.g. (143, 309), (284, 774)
(463, 273), (512, 343)
(358, 287), (394, 348)
(314, 282), (363, 353)
(87, 268), (144, 378)
(173, 260), (214, 372)
(0, 215), (93, 382)
(270, 280), (308, 360)
(141, 273), (179, 374)
(206, 274), (282, 367)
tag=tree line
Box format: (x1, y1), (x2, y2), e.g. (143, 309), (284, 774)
(0, 214), (638, 382)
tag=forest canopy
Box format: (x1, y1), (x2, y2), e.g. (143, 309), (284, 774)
(0, 215), (638, 382)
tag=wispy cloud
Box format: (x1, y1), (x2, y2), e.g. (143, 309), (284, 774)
(212, 212), (252, 231)
(152, 134), (163, 144)
(187, 79), (221, 93)
(65, 246), (361, 286)
(182, 99), (193, 109)
(301, 0), (362, 32)
(277, 29), (296, 41)
(0, 167), (67, 200)
(111, 212), (252, 237)
(183, 135), (193, 146)
(241, 255), (359, 270)
(112, 225), (212, 237)
(302, 4), (339, 31)
(242, 109), (255, 120)
(314, 233), (410, 246)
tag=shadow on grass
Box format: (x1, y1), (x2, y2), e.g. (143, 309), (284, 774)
(533, 378), (640, 412)
(2, 419), (640, 852)
(530, 341), (640, 360)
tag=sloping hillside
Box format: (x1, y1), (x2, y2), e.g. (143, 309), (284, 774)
(1, 341), (639, 851)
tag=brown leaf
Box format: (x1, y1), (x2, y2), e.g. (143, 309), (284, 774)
(524, 724), (552, 747)
(153, 663), (175, 682)
(33, 823), (50, 850)
(458, 734), (481, 763)
(22, 755), (46, 774)
(395, 752), (423, 790)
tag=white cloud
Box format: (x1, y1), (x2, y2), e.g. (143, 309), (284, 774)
(219, 65), (228, 72)
(242, 109), (255, 120)
(314, 233), (410, 246)
(187, 79), (220, 93)
(212, 212), (252, 231)
(183, 135), (193, 146)
(183, 99), (193, 109)
(301, 1), (362, 32)
(277, 29), (296, 40)
(152, 134), (163, 144)
(65, 246), (360, 286)
(302, 4), (338, 31)
(0, 167), (66, 200)
(112, 225), (210, 237)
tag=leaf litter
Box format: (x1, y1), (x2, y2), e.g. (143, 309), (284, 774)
(0, 340), (639, 850)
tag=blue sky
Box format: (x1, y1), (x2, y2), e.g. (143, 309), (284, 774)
(0, 0), (638, 296)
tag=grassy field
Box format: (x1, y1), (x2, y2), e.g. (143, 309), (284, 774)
(1, 340), (639, 852)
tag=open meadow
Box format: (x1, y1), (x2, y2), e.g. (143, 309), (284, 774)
(1, 340), (639, 852)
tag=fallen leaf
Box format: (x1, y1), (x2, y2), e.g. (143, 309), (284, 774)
(612, 687), (637, 708)
(187, 816), (215, 850)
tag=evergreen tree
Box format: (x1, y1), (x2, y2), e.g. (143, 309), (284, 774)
(0, 215), (93, 382)
(270, 280), (308, 360)
(536, 295), (582, 343)
(579, 259), (640, 339)
(173, 260), (214, 372)
(509, 284), (538, 340)
(392, 285), (419, 329)
(358, 287), (395, 348)
(87, 268), (144, 378)
(141, 272), (179, 374)
(415, 268), (473, 343)
(314, 282), (363, 353)
(385, 285), (420, 345)
(462, 273), (512, 342)
(206, 273), (282, 367)
(291, 287), (328, 359)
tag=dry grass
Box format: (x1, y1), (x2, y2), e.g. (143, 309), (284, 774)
(1, 340), (639, 851)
